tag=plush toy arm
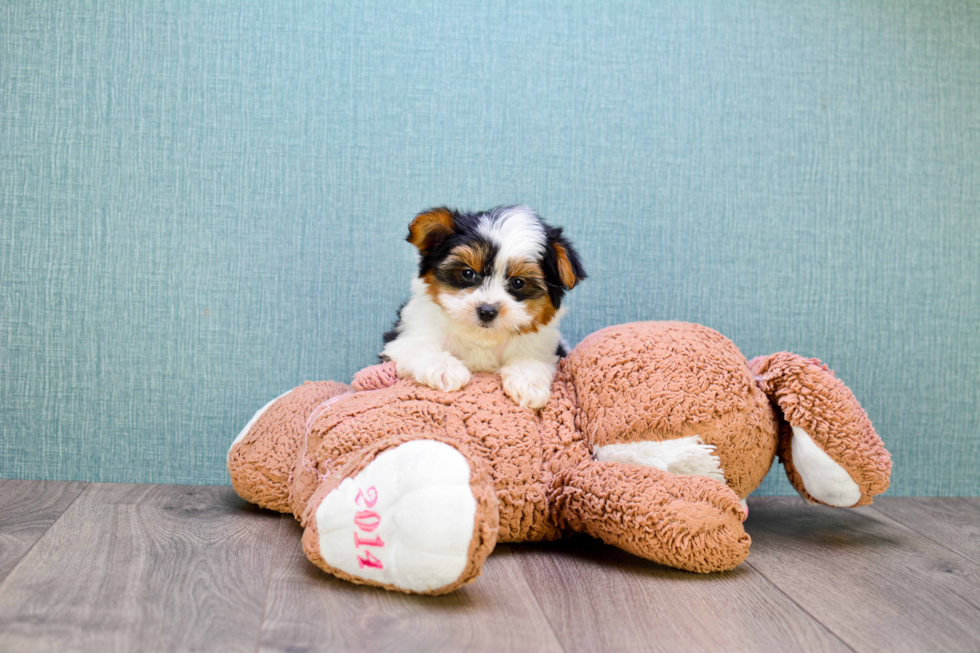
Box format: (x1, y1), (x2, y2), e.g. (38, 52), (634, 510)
(550, 461), (750, 573)
(749, 353), (891, 507)
(351, 362), (400, 391)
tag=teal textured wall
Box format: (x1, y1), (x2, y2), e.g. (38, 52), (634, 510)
(1, 1), (977, 494)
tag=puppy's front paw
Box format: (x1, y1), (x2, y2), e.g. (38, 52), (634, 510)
(417, 352), (471, 392)
(500, 359), (554, 409)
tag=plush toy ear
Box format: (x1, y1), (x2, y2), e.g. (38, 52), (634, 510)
(407, 207), (455, 254)
(548, 231), (587, 290)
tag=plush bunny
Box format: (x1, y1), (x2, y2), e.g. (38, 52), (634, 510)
(228, 321), (890, 594)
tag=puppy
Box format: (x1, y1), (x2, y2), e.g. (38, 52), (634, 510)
(381, 205), (586, 409)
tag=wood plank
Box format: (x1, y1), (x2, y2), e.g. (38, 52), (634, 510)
(515, 533), (850, 653)
(872, 497), (980, 566)
(0, 483), (282, 653)
(258, 520), (564, 653)
(744, 496), (980, 653)
(0, 480), (88, 583)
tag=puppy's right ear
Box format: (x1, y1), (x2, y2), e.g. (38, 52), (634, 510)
(407, 207), (455, 254)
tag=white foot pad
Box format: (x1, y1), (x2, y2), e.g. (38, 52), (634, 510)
(315, 440), (477, 592)
(791, 426), (862, 507)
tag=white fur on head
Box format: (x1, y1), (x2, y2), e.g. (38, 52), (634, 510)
(477, 205), (547, 275)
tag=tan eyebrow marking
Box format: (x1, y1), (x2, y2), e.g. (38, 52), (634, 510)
(449, 243), (490, 273)
(506, 259), (545, 279)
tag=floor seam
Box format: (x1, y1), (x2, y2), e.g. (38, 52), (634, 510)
(509, 546), (568, 653)
(866, 504), (980, 568)
(253, 513), (288, 653)
(744, 560), (859, 653)
(0, 481), (91, 594)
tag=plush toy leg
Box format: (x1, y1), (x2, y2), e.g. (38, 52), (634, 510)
(551, 461), (751, 573)
(228, 381), (351, 513)
(300, 438), (499, 595)
(749, 353), (891, 507)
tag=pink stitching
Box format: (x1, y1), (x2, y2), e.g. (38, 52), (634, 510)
(302, 391), (352, 482)
(301, 384), (388, 483)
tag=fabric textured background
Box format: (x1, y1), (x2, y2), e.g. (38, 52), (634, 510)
(1, 1), (977, 494)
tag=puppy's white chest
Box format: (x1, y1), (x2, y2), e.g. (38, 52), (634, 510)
(450, 340), (505, 373)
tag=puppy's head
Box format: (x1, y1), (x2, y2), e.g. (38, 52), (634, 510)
(407, 205), (586, 341)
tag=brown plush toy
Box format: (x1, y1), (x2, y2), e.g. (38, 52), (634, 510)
(228, 321), (890, 594)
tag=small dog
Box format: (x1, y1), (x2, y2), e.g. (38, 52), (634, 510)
(381, 205), (586, 409)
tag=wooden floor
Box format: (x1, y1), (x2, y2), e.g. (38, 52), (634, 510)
(0, 481), (977, 652)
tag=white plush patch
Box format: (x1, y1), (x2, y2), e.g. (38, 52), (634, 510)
(593, 436), (726, 485)
(315, 440), (477, 593)
(791, 426), (862, 507)
(229, 390), (291, 457)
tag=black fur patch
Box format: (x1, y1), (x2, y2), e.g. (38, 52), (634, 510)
(380, 301), (407, 361)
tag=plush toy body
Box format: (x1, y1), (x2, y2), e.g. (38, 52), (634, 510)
(228, 321), (890, 594)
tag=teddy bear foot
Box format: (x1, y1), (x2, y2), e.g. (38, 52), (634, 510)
(749, 352), (891, 507)
(789, 425), (862, 507)
(303, 440), (498, 594)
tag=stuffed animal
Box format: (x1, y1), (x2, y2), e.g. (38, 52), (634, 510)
(228, 321), (890, 594)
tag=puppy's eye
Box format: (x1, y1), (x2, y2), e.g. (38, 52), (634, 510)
(461, 268), (476, 281)
(509, 277), (525, 290)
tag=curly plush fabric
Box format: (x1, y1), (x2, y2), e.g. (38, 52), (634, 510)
(228, 380), (350, 513)
(229, 321), (891, 594)
(748, 353), (892, 506)
(551, 461), (750, 573)
(566, 322), (779, 499)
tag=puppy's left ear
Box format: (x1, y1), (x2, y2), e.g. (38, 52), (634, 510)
(407, 207), (456, 255)
(546, 227), (587, 290)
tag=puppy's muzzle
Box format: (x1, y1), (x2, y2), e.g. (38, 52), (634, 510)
(477, 303), (499, 324)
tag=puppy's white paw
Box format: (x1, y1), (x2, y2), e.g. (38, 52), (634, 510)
(416, 352), (471, 392)
(500, 359), (554, 409)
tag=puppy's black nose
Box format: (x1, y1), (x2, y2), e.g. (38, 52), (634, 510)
(477, 303), (499, 323)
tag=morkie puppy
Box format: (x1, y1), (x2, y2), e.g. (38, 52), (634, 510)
(381, 205), (586, 409)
